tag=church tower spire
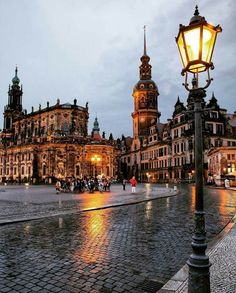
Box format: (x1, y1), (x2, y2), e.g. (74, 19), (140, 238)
(139, 26), (152, 80)
(143, 25), (147, 56)
(91, 116), (101, 141)
(3, 67), (23, 131)
(132, 27), (160, 139)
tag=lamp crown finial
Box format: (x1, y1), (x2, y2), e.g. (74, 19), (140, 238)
(194, 5), (199, 16)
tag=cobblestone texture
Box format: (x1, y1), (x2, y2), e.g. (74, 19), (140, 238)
(210, 221), (236, 293)
(0, 185), (235, 292)
(0, 185), (174, 223)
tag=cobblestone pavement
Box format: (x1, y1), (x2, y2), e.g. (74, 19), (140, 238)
(210, 218), (236, 293)
(0, 184), (176, 224)
(0, 185), (235, 292)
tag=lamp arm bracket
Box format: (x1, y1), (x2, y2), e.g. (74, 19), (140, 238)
(182, 68), (213, 91)
(182, 71), (191, 91)
(203, 68), (213, 89)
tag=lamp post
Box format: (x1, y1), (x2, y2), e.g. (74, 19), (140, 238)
(176, 6), (222, 293)
(91, 154), (101, 178)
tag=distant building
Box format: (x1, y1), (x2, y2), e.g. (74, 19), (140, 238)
(120, 31), (236, 182)
(0, 68), (120, 183)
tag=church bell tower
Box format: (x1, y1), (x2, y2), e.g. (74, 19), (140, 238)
(3, 67), (23, 131)
(132, 27), (160, 140)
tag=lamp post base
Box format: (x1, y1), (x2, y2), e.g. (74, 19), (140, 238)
(187, 259), (211, 293)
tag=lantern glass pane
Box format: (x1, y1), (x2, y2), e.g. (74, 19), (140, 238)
(177, 32), (188, 68)
(202, 26), (216, 63)
(184, 27), (200, 62)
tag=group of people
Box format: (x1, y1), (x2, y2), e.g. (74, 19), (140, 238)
(55, 177), (112, 194)
(55, 176), (139, 194)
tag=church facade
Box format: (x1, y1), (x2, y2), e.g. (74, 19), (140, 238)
(0, 68), (120, 183)
(120, 30), (236, 183)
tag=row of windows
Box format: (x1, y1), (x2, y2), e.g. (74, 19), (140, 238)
(141, 159), (168, 170)
(174, 157), (186, 167)
(0, 153), (32, 163)
(0, 166), (31, 176)
(173, 126), (186, 138)
(141, 147), (168, 160)
(227, 154), (236, 161)
(228, 141), (236, 146)
(173, 142), (186, 154)
(206, 123), (223, 134)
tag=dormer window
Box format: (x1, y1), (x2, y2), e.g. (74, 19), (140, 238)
(210, 111), (218, 119)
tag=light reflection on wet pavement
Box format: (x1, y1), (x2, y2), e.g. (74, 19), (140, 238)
(0, 185), (235, 292)
(0, 184), (175, 223)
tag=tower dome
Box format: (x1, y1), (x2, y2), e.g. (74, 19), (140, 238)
(12, 67), (20, 85)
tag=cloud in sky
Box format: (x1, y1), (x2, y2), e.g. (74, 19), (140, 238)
(0, 0), (235, 137)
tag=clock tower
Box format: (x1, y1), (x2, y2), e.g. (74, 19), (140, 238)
(132, 27), (160, 140)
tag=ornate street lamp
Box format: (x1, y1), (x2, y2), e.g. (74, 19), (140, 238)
(176, 6), (222, 293)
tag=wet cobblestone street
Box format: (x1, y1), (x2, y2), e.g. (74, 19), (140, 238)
(0, 185), (235, 292)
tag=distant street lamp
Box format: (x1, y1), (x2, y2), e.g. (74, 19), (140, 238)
(91, 154), (101, 177)
(176, 6), (222, 293)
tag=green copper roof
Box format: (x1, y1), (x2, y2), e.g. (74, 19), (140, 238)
(93, 117), (100, 132)
(12, 67), (20, 84)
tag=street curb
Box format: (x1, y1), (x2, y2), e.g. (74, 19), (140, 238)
(0, 189), (179, 226)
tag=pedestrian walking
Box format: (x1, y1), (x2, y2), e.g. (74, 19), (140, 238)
(122, 179), (127, 191)
(129, 176), (137, 193)
(224, 178), (230, 188)
(55, 180), (61, 194)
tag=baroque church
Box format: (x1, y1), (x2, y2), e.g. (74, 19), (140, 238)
(120, 29), (236, 184)
(0, 68), (120, 183)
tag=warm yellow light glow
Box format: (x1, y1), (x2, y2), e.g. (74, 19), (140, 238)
(91, 154), (101, 162)
(177, 32), (188, 68)
(184, 27), (200, 62)
(202, 26), (216, 63)
(176, 19), (221, 73)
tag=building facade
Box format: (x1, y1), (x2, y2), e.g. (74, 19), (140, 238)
(120, 33), (236, 183)
(0, 68), (120, 183)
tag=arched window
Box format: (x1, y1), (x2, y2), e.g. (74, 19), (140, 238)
(106, 166), (109, 177)
(43, 165), (47, 176)
(76, 165), (80, 176)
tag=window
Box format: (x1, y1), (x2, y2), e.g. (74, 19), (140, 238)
(216, 124), (223, 135)
(206, 123), (213, 133)
(76, 165), (80, 176)
(210, 111), (218, 119)
(43, 165), (46, 176)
